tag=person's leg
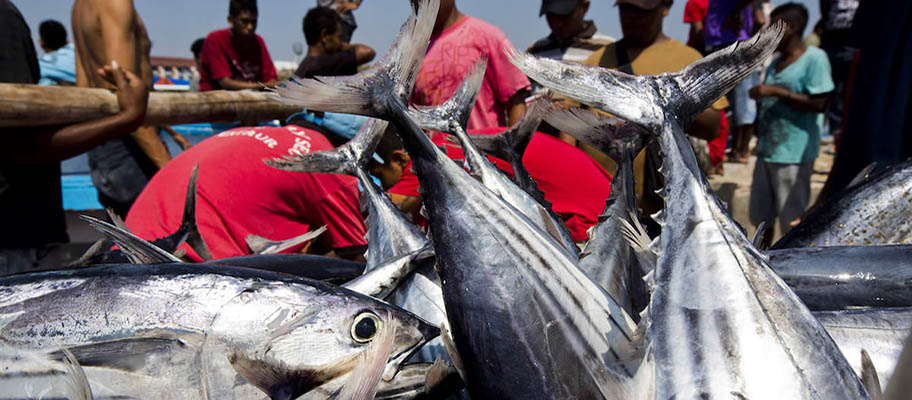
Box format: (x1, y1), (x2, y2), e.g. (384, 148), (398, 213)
(734, 71), (760, 160)
(749, 159), (776, 245)
(778, 162), (813, 234)
(767, 162), (804, 235)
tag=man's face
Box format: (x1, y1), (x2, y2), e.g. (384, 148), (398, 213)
(229, 10), (258, 36)
(619, 3), (667, 47)
(322, 23), (344, 53)
(369, 151), (409, 190)
(546, 1), (587, 42)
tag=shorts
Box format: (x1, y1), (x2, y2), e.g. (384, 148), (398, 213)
(728, 69), (761, 126)
(749, 159), (813, 234)
(88, 137), (157, 216)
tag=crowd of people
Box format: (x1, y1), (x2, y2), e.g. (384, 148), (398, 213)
(1, 0), (909, 274)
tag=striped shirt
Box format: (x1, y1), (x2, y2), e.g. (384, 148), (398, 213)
(527, 21), (615, 64)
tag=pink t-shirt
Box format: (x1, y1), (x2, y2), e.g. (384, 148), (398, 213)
(411, 16), (531, 130)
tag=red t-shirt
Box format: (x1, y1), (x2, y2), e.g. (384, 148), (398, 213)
(709, 110), (730, 166)
(411, 16), (531, 130)
(198, 28), (278, 91)
(125, 126), (366, 261)
(389, 129), (612, 241)
(684, 0), (709, 48)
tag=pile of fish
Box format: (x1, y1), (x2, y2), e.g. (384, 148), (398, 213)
(3, 0), (912, 398)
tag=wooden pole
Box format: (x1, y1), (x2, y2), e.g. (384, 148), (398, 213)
(0, 84), (304, 128)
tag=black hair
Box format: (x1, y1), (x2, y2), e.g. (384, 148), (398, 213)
(191, 38), (206, 58)
(375, 125), (405, 164)
(771, 2), (809, 36)
(303, 7), (341, 45)
(38, 19), (67, 51)
(229, 0), (257, 17)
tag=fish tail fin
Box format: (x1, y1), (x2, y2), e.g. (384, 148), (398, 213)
(80, 215), (182, 264)
(510, 23), (784, 129)
(178, 164), (213, 260)
(269, 0), (437, 118)
(411, 57), (487, 132)
(544, 107), (648, 163)
(267, 119), (390, 179)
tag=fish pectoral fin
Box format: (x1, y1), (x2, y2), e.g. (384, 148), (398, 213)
(49, 337), (190, 373)
(861, 349), (883, 399)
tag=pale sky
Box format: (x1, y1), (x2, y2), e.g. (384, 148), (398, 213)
(16, 0), (820, 63)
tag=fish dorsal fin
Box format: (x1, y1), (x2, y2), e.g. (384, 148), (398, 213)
(538, 205), (566, 247)
(81, 215), (182, 264)
(104, 208), (128, 231)
(246, 226), (327, 255)
(67, 238), (108, 267)
(181, 164), (213, 261)
(846, 163), (877, 191)
(861, 349), (883, 400)
(619, 212), (657, 273)
(59, 348), (93, 400)
(440, 324), (467, 383)
(752, 221), (768, 249)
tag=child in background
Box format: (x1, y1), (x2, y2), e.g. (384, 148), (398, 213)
(748, 2), (833, 247)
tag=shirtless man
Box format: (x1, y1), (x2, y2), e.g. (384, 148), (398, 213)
(72, 0), (172, 217)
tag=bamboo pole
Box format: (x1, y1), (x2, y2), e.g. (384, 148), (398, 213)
(0, 84), (304, 128)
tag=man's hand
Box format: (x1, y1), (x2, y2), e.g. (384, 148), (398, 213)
(97, 61), (148, 120)
(749, 84), (787, 99)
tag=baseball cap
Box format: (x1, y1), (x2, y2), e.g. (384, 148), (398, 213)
(615, 0), (668, 10)
(540, 0), (579, 16)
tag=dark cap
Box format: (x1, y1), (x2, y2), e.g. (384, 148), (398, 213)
(540, 0), (579, 16)
(615, 0), (668, 10)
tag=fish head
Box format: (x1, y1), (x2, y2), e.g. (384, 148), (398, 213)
(220, 282), (438, 398)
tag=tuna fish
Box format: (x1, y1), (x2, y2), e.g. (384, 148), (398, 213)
(0, 264), (438, 399)
(512, 22), (871, 398)
(774, 160), (912, 249)
(270, 0), (640, 398)
(544, 107), (651, 318)
(767, 244), (912, 310)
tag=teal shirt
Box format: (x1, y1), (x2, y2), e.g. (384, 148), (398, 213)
(757, 46), (834, 164)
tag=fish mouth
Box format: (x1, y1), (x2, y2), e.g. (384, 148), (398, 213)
(381, 324), (440, 382)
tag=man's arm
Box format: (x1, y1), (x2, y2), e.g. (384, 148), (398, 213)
(687, 108), (722, 141)
(505, 90), (529, 127)
(99, 0), (171, 168)
(5, 63), (148, 163)
(750, 84), (829, 113)
(216, 77), (266, 90)
(339, 42), (376, 65)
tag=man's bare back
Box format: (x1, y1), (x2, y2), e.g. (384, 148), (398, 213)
(72, 0), (152, 89)
(71, 0), (172, 215)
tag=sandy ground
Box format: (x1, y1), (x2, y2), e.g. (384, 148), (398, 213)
(709, 136), (835, 243)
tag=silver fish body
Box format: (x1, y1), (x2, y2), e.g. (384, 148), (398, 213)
(815, 307), (912, 391)
(0, 264), (437, 399)
(512, 23), (870, 398)
(774, 160), (912, 249)
(767, 244), (912, 310)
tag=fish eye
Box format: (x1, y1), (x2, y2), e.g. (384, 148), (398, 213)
(351, 312), (382, 343)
